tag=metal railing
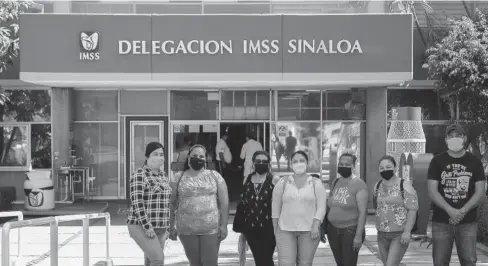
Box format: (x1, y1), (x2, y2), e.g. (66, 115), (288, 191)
(1, 212), (113, 266)
(0, 212), (23, 265)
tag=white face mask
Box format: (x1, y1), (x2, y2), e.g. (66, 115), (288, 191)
(446, 137), (464, 152)
(292, 162), (307, 175)
(147, 156), (164, 169)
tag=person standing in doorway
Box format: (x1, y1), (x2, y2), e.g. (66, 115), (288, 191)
(240, 135), (264, 184)
(215, 133), (232, 175)
(427, 123), (487, 266)
(127, 142), (171, 266)
(285, 131), (297, 171)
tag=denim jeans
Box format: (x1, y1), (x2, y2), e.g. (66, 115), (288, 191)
(275, 227), (320, 266)
(377, 231), (409, 266)
(128, 224), (167, 266)
(327, 223), (365, 266)
(244, 228), (276, 266)
(432, 222), (478, 266)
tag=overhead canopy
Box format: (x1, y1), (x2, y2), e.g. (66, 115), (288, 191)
(20, 13), (413, 88)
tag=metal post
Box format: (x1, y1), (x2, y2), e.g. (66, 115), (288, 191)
(2, 223), (11, 266)
(50, 220), (59, 266)
(105, 215), (113, 266)
(82, 218), (90, 266)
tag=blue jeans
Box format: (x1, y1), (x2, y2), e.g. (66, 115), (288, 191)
(377, 231), (409, 266)
(327, 223), (365, 266)
(275, 227), (320, 266)
(432, 222), (478, 266)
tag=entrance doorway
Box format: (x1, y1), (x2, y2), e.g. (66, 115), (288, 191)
(125, 116), (168, 202)
(219, 122), (269, 201)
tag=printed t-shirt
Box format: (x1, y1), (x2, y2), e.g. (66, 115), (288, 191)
(427, 151), (486, 224)
(327, 177), (368, 228)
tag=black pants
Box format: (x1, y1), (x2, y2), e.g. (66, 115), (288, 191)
(244, 228), (276, 266)
(327, 222), (365, 266)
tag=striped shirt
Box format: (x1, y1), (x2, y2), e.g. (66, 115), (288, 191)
(127, 165), (172, 231)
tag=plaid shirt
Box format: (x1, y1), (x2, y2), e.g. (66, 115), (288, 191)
(127, 165), (171, 231)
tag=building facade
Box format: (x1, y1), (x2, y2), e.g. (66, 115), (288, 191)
(0, 1), (482, 206)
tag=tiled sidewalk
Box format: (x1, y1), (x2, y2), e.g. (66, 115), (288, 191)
(1, 209), (488, 266)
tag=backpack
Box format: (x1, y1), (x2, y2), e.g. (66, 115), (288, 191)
(373, 179), (418, 232)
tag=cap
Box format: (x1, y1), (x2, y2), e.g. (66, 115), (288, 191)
(446, 123), (466, 136)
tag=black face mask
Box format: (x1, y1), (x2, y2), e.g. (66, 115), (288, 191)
(254, 164), (269, 175)
(337, 167), (352, 178)
(189, 157), (205, 171)
(380, 170), (394, 180)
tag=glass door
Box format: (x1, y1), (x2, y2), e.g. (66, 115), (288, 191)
(170, 122), (219, 172)
(125, 117), (168, 201)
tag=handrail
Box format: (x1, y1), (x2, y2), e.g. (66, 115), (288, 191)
(0, 211), (23, 264)
(1, 212), (113, 266)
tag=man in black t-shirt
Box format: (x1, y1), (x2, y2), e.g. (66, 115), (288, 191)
(427, 123), (487, 266)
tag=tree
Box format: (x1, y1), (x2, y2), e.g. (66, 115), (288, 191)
(423, 9), (488, 121)
(0, 0), (34, 74)
(1, 1), (50, 168)
(423, 8), (488, 243)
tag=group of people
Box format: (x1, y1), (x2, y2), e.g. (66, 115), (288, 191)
(127, 123), (486, 266)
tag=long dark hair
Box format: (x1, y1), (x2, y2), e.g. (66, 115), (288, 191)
(183, 144), (207, 171)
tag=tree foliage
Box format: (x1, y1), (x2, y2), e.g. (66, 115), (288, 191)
(0, 0), (34, 74)
(423, 8), (488, 178)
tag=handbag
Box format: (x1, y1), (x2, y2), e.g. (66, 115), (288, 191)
(320, 177), (340, 242)
(232, 174), (253, 233)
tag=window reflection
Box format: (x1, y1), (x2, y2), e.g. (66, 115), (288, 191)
(73, 90), (118, 121)
(72, 123), (118, 197)
(277, 91), (320, 120)
(387, 89), (450, 120)
(323, 89), (366, 120)
(322, 122), (364, 181)
(0, 90), (51, 122)
(271, 122), (321, 175)
(0, 126), (28, 167)
(31, 124), (52, 169)
(171, 91), (219, 120)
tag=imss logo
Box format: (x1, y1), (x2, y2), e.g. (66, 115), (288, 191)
(79, 31), (100, 61)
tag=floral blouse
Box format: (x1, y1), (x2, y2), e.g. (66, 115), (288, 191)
(241, 173), (274, 231)
(375, 180), (419, 232)
(172, 169), (224, 235)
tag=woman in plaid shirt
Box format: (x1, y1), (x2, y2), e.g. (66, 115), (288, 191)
(127, 142), (171, 266)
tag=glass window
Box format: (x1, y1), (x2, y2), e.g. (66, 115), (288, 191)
(221, 90), (270, 120)
(277, 91), (320, 120)
(0, 126), (28, 167)
(171, 91), (219, 120)
(31, 124), (52, 169)
(71, 2), (133, 13)
(72, 123), (119, 197)
(0, 89), (51, 122)
(323, 89), (366, 120)
(270, 122), (322, 175)
(387, 89), (450, 120)
(72, 90), (118, 121)
(322, 122), (365, 182)
(135, 3), (202, 14)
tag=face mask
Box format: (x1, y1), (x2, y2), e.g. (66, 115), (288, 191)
(189, 157), (205, 171)
(380, 170), (394, 180)
(292, 162), (307, 175)
(147, 157), (164, 169)
(446, 137), (464, 152)
(337, 167), (352, 178)
(254, 164), (269, 175)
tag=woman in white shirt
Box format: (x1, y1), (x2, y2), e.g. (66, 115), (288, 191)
(272, 151), (327, 266)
